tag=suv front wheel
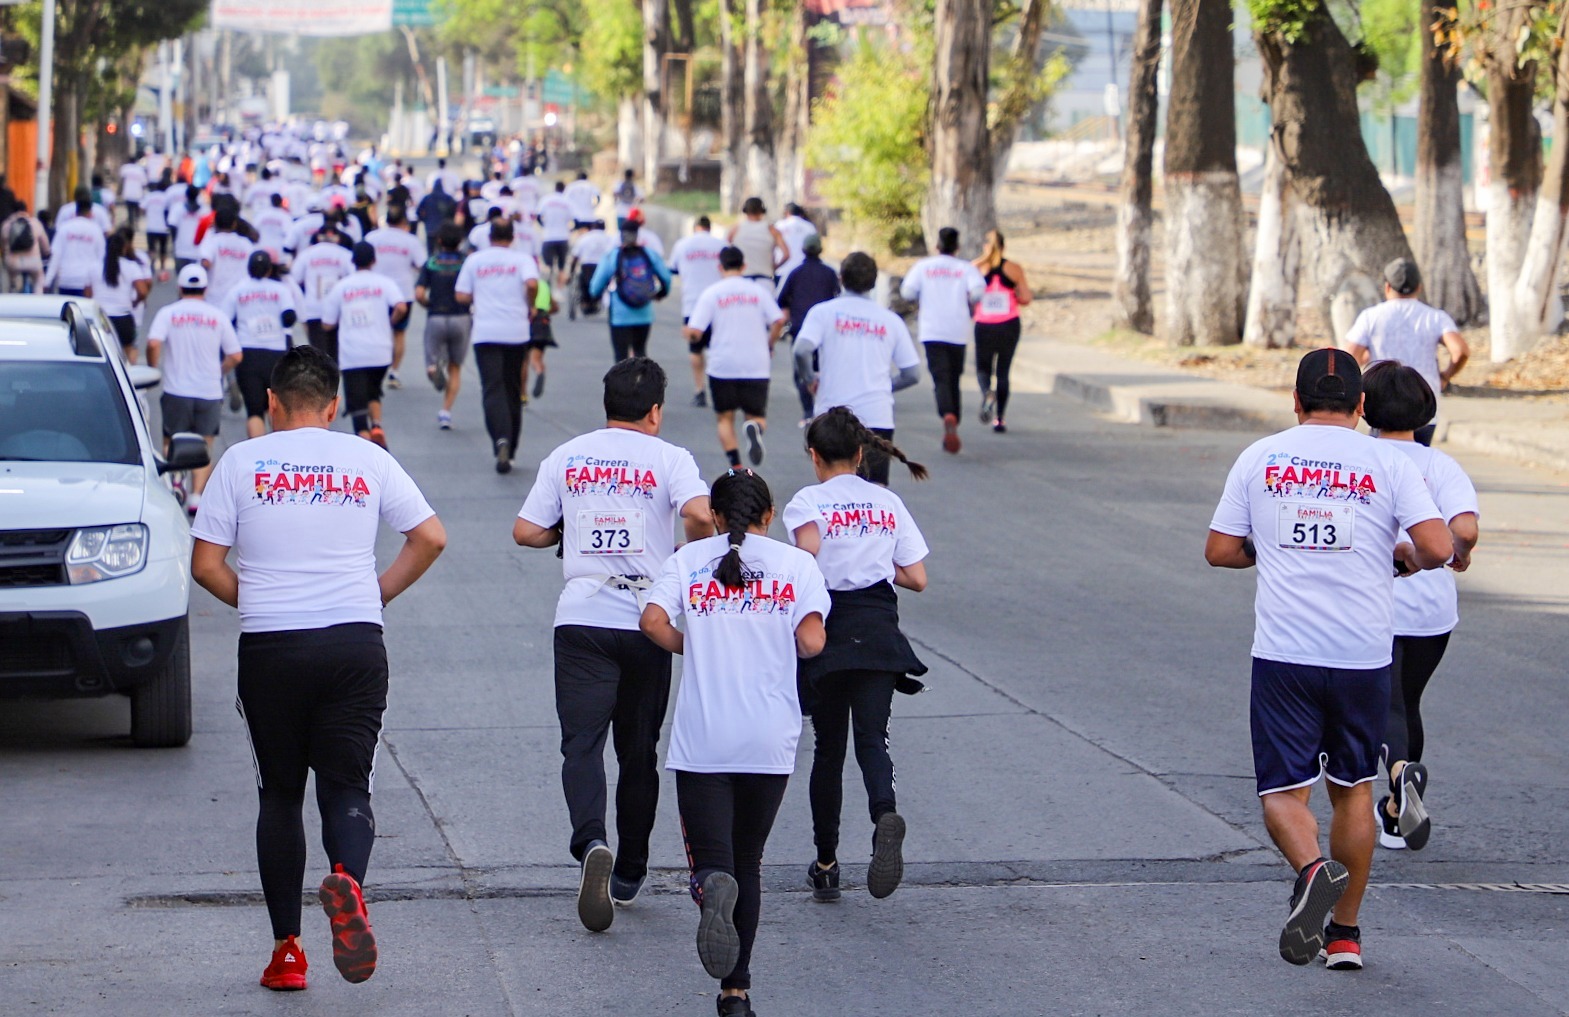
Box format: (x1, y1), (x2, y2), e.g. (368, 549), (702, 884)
(130, 617), (191, 748)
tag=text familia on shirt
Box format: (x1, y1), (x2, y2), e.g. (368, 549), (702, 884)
(251, 458), (375, 507)
(783, 473), (929, 591)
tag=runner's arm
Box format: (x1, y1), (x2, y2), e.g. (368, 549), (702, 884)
(1204, 530), (1256, 569)
(1397, 517), (1454, 573)
(1447, 511), (1479, 572)
(1439, 330), (1469, 388)
(791, 524), (821, 556)
(680, 495), (715, 543)
(795, 612), (827, 658)
(512, 517), (560, 548)
(892, 365), (920, 391)
(639, 604), (684, 654)
(191, 539), (239, 607)
(379, 515), (447, 606)
(893, 561), (927, 592)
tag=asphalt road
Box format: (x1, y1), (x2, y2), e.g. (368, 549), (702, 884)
(2, 275), (1567, 1016)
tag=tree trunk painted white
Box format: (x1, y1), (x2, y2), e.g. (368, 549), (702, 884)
(1244, 141), (1300, 348)
(1485, 182), (1537, 360)
(926, 0), (996, 256)
(1165, 171), (1245, 346)
(1114, 200), (1154, 334)
(1296, 209), (1387, 342)
(1112, 0), (1162, 334)
(774, 1), (810, 211)
(617, 97), (642, 172)
(741, 0), (775, 204)
(642, 0), (670, 190)
(718, 0), (745, 214)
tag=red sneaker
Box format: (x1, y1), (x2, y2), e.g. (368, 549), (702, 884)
(259, 935), (308, 991)
(367, 425), (388, 449)
(319, 864), (378, 984)
(941, 413), (961, 454)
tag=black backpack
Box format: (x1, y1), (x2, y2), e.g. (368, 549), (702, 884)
(614, 246), (660, 308)
(7, 217), (33, 253)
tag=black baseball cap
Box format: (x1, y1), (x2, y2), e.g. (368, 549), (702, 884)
(1384, 257), (1421, 296)
(1295, 348), (1362, 403)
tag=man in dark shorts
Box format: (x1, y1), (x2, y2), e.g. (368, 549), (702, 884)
(146, 264), (242, 515)
(222, 250), (300, 438)
(683, 246), (784, 468)
(414, 222), (470, 430)
(1206, 348), (1452, 971)
(190, 346), (446, 992)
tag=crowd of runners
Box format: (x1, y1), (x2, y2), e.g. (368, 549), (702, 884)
(15, 126), (1483, 1011)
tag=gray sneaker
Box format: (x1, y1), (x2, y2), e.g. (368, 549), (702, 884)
(610, 871), (644, 908)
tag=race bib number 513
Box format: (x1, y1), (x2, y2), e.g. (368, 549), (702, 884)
(1276, 502), (1355, 552)
(576, 509), (645, 555)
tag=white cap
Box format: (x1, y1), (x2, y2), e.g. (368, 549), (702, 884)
(177, 264), (208, 290)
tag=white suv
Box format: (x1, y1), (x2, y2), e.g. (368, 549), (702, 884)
(0, 303), (208, 746)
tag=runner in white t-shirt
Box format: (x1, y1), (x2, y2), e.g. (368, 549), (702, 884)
(639, 469), (829, 1007)
(565, 172), (601, 228)
(898, 227), (985, 454)
(669, 217), (728, 407)
(118, 161), (148, 233)
(568, 220), (614, 318)
(87, 233), (153, 362)
(198, 206), (258, 307)
(319, 242), (407, 445)
(141, 185), (173, 277)
(44, 198), (106, 295)
(363, 208), (425, 388)
(684, 247), (785, 470)
(165, 187), (206, 269)
(1205, 348), (1453, 972)
(252, 195), (295, 265)
(454, 220), (539, 472)
(1358, 362), (1480, 855)
(288, 223), (355, 361)
(146, 264), (243, 510)
(537, 182), (576, 280)
(772, 205), (817, 289)
(514, 357), (713, 932)
(189, 344), (445, 993)
(793, 252), (922, 485)
(1344, 258), (1471, 447)
(783, 407), (929, 905)
(223, 251), (301, 437)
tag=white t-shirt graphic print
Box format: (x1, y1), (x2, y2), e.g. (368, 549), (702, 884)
(320, 270), (404, 370)
(784, 473), (929, 591)
(223, 278), (300, 352)
(793, 294), (921, 430)
(519, 428), (709, 631)
(649, 533), (831, 774)
(686, 276), (784, 380)
(1209, 424), (1441, 669)
(455, 247), (539, 345)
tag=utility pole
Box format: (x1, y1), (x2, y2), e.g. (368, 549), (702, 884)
(159, 42), (175, 158)
(33, 0), (55, 212)
(436, 56), (449, 156)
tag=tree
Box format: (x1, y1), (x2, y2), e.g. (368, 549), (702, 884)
(774, 0), (811, 209)
(1253, 0), (1412, 342)
(643, 0), (672, 189)
(1413, 0), (1485, 325)
(1163, 0), (1245, 346)
(1113, 0), (1163, 334)
(1242, 136), (1302, 347)
(741, 0), (775, 203)
(989, 0), (1053, 181)
(718, 0), (745, 212)
(927, 0), (996, 256)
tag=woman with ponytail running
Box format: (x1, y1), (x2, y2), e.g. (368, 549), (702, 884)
(783, 407), (930, 903)
(641, 470), (831, 1017)
(972, 229), (1032, 434)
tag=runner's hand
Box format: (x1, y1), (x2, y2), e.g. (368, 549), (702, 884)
(1448, 547), (1472, 573)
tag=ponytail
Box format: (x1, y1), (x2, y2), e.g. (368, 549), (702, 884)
(103, 233), (124, 289)
(806, 405), (928, 481)
(710, 469), (774, 590)
(976, 229), (1005, 274)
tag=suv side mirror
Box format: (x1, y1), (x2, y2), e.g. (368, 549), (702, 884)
(127, 365), (162, 390)
(158, 433), (210, 474)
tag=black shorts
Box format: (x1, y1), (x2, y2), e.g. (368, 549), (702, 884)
(529, 316), (557, 350)
(237, 623), (388, 794)
(147, 233), (169, 258)
(160, 393), (221, 437)
(342, 365), (387, 414)
(108, 314), (137, 351)
(237, 348), (285, 419)
(1250, 657), (1389, 796)
(709, 377), (769, 417)
(683, 316), (711, 354)
(541, 240), (570, 272)
(573, 219), (597, 232)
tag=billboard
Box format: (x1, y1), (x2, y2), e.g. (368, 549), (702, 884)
(210, 0), (393, 36)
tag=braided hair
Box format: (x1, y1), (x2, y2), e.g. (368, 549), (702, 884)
(806, 406), (929, 481)
(710, 469), (774, 590)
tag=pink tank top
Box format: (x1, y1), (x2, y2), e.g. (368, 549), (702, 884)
(974, 262), (1019, 324)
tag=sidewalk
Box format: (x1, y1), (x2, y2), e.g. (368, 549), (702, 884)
(1007, 332), (1569, 476)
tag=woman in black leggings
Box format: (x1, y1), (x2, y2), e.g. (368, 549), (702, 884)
(971, 229), (1033, 433)
(1363, 363), (1480, 853)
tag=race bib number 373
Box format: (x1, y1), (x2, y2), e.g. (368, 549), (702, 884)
(576, 509), (645, 555)
(1276, 502), (1355, 552)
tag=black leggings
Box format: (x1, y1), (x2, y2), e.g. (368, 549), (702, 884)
(237, 624), (388, 940)
(306, 319), (337, 363)
(341, 366), (386, 434)
(809, 669), (899, 865)
(924, 342), (966, 419)
(676, 771), (789, 992)
(974, 318), (1021, 421)
(1384, 632), (1452, 767)
(473, 343), (527, 451)
(610, 323), (651, 361)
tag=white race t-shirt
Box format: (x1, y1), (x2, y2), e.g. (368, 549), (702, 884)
(649, 533), (831, 774)
(455, 246), (539, 345)
(119, 163), (148, 202)
(1209, 424), (1442, 669)
(686, 276), (784, 381)
(252, 207), (295, 258)
(147, 298), (241, 400)
(198, 231), (257, 305)
(669, 231), (727, 317)
(47, 217), (106, 290)
(519, 428), (710, 630)
(91, 258), (151, 318)
(784, 473), (929, 591)
(793, 294), (921, 430)
(1386, 441), (1479, 636)
(1343, 299), (1459, 412)
(571, 229), (615, 266)
(773, 215), (817, 284)
(511, 176), (541, 215)
(223, 278), (300, 352)
(364, 226), (425, 299)
(142, 190), (171, 235)
(189, 428), (435, 634)
(289, 242), (354, 321)
(565, 179), (601, 222)
(899, 254), (985, 345)
(467, 222), (495, 252)
(166, 202), (205, 261)
(537, 194), (575, 242)
(320, 270), (404, 370)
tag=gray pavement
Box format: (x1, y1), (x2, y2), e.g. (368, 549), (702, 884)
(2, 276), (1567, 1015)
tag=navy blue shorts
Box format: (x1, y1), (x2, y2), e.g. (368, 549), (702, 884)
(1250, 657), (1389, 796)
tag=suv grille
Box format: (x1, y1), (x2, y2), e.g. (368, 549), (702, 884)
(0, 529), (70, 587)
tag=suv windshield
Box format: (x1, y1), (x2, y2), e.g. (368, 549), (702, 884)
(0, 361), (139, 465)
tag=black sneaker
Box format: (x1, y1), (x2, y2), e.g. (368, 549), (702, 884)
(717, 994), (755, 1016)
(867, 813), (905, 899)
(743, 420), (765, 466)
(495, 439), (512, 475)
(979, 391), (995, 425)
(1376, 795), (1405, 850)
(692, 391), (708, 408)
(577, 841), (614, 932)
(807, 861), (840, 902)
(1319, 921), (1363, 970)
(610, 871), (644, 908)
(1279, 858), (1349, 965)
(1397, 763), (1431, 851)
(532, 372), (546, 399)
(696, 872), (740, 979)
(427, 364), (447, 393)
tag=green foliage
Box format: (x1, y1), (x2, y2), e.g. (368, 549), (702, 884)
(440, 0), (638, 107)
(805, 38), (930, 248)
(316, 33), (413, 133)
(580, 0), (643, 99)
(1247, 0), (1325, 43)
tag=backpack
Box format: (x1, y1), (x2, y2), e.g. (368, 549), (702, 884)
(614, 246), (659, 308)
(7, 217), (33, 253)
(615, 179), (638, 205)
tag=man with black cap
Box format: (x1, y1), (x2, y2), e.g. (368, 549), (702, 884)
(1343, 258), (1469, 446)
(1205, 347), (1454, 972)
(777, 233), (841, 427)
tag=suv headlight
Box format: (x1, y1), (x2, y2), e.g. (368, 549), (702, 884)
(66, 524), (149, 584)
